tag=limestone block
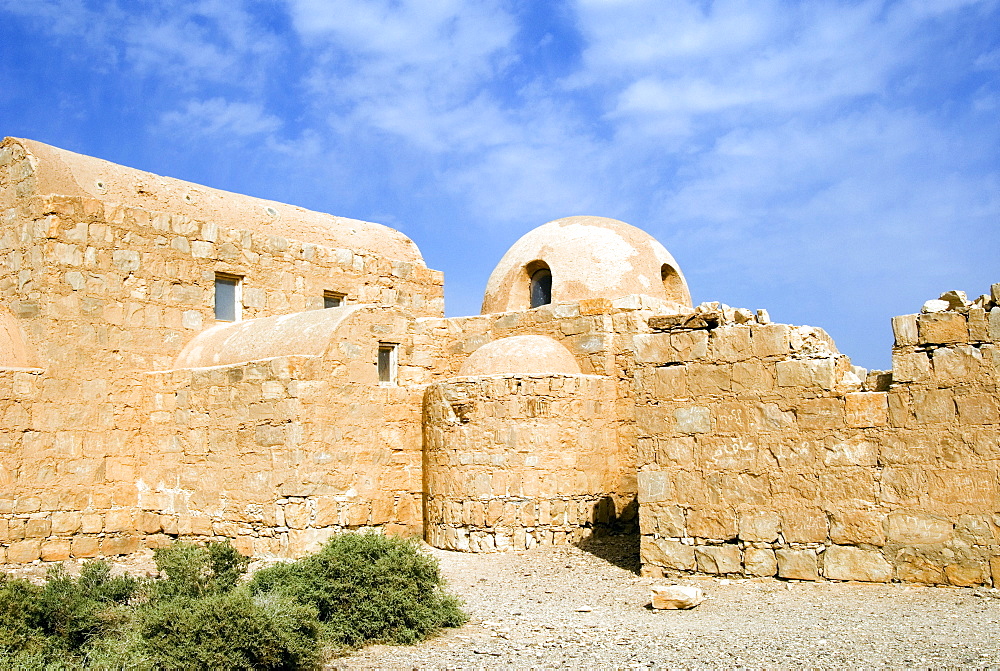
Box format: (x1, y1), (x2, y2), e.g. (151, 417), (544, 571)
(911, 389), (955, 424)
(891, 314), (918, 347)
(990, 307), (1000, 342)
(891, 350), (931, 383)
(955, 394), (1000, 425)
(72, 536), (100, 558)
(639, 503), (686, 537)
(990, 557), (1000, 587)
(695, 545), (741, 574)
(743, 547), (777, 576)
(637, 471), (671, 503)
(41, 539), (72, 562)
(782, 508), (828, 543)
(917, 312), (967, 345)
(887, 512), (953, 544)
(674, 406), (711, 434)
(633, 334), (673, 364)
(968, 307), (989, 341)
(709, 326), (751, 363)
(7, 539), (41, 563)
(932, 345), (984, 384)
(51, 511), (81, 535)
(945, 563), (985, 587)
(844, 392), (888, 428)
(829, 510), (886, 545)
(25, 518), (51, 538)
(738, 510), (780, 542)
(731, 361), (775, 394)
(796, 397), (845, 430)
(81, 514), (103, 534)
(687, 508), (736, 540)
(650, 585), (704, 609)
(776, 548), (819, 581)
(671, 331), (709, 361)
(776, 358), (835, 390)
(823, 546), (892, 582)
(641, 537), (696, 571)
(823, 437), (877, 468)
(752, 324), (790, 358)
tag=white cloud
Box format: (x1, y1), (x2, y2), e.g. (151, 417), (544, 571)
(161, 98), (282, 138)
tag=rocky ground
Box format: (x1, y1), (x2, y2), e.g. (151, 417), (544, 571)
(334, 536), (1000, 669)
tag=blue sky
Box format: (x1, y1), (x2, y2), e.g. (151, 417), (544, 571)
(2, 0), (998, 369)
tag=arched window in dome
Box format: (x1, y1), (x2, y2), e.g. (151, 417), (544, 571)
(661, 264), (685, 303)
(529, 265), (552, 308)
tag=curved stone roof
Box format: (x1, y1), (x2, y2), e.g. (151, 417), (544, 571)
(459, 335), (581, 376)
(481, 216), (691, 314)
(2, 137), (425, 265)
(174, 307), (356, 369)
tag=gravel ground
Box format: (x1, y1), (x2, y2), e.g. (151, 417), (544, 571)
(333, 536), (1000, 669)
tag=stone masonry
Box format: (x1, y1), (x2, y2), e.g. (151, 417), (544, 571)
(1, 137), (998, 586)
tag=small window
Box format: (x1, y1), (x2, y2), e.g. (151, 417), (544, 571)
(324, 291), (344, 309)
(529, 267), (552, 308)
(377, 343), (397, 384)
(214, 273), (242, 321)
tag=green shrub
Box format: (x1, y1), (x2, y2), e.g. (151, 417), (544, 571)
(151, 539), (250, 599)
(250, 533), (467, 648)
(134, 589), (321, 670)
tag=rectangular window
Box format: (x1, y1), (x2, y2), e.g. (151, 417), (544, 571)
(214, 273), (242, 321)
(377, 343), (397, 384)
(324, 291), (344, 309)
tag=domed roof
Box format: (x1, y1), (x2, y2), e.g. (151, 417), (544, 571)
(481, 216), (691, 314)
(459, 335), (580, 376)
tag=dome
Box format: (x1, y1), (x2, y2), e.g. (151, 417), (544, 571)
(481, 216), (691, 314)
(459, 335), (581, 376)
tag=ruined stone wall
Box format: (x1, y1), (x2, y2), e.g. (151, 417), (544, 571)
(634, 293), (1000, 586)
(423, 374), (630, 552)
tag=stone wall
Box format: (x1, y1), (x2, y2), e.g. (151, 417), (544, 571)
(634, 292), (1000, 586)
(423, 374), (632, 552)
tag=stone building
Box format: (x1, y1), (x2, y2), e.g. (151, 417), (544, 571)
(1, 137), (998, 586)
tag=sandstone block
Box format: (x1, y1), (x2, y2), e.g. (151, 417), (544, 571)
(968, 307), (989, 341)
(990, 307), (1000, 342)
(844, 392), (888, 428)
(640, 504), (686, 537)
(738, 510), (780, 542)
(796, 397), (845, 430)
(72, 537), (100, 558)
(650, 585), (704, 610)
(776, 359), (835, 390)
(917, 312), (967, 345)
(887, 512), (953, 544)
(911, 389), (955, 424)
(776, 548), (819, 581)
(891, 314), (918, 346)
(823, 546), (892, 582)
(641, 537), (696, 571)
(743, 547), (777, 576)
(695, 545), (741, 574)
(81, 514), (103, 534)
(102, 535), (141, 556)
(654, 365), (688, 398)
(990, 557), (1000, 587)
(955, 394), (1000, 425)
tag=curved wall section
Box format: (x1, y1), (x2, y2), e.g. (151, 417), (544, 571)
(459, 335), (580, 377)
(422, 374), (635, 552)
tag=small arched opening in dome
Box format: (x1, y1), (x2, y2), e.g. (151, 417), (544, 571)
(526, 261), (552, 308)
(661, 264), (685, 303)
